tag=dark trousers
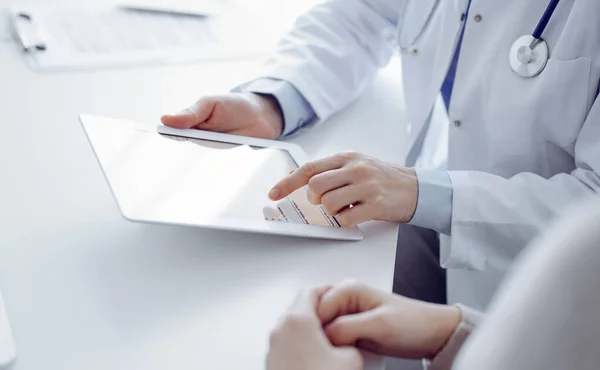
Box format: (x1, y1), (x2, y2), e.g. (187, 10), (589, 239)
(386, 224), (447, 370)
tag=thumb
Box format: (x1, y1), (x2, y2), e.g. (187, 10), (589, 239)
(334, 347), (364, 369)
(325, 311), (382, 348)
(161, 98), (215, 129)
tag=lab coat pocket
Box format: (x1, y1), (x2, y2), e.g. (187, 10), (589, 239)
(397, 0), (438, 48)
(532, 57), (591, 149)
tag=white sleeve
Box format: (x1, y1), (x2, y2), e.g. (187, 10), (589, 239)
(443, 95), (600, 271)
(427, 304), (483, 370)
(255, 0), (402, 120)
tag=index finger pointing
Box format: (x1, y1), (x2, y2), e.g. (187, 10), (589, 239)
(269, 156), (344, 201)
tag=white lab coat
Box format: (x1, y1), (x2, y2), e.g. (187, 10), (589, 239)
(256, 0), (600, 310)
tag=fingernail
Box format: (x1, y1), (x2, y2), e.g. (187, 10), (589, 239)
(269, 188), (280, 199)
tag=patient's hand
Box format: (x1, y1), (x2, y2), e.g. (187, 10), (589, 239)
(161, 92), (283, 139)
(318, 281), (461, 360)
(267, 287), (363, 370)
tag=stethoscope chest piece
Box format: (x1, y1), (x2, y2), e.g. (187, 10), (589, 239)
(509, 34), (549, 78)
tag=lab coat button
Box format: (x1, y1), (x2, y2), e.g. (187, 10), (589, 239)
(474, 14), (482, 22)
(453, 120), (462, 127)
(410, 47), (419, 56)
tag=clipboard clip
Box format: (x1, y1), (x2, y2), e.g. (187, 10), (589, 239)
(10, 11), (47, 52)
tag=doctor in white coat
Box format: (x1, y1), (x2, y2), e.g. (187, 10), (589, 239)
(162, 0), (600, 320)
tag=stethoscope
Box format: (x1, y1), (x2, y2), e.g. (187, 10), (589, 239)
(510, 0), (561, 78)
(399, 0), (561, 78)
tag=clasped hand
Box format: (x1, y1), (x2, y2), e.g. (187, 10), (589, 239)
(267, 282), (461, 370)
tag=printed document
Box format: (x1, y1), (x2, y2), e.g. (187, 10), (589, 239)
(8, 3), (278, 71)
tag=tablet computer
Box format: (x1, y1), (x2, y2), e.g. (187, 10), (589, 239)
(80, 115), (364, 241)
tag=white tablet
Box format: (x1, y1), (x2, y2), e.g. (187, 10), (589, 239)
(80, 115), (364, 241)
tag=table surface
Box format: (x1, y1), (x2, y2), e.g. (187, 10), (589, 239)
(0, 3), (409, 369)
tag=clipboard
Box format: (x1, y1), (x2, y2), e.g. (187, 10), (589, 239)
(7, 4), (278, 72)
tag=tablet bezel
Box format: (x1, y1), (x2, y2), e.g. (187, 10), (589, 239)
(80, 114), (364, 241)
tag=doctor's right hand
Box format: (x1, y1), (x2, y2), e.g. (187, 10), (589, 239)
(269, 152), (419, 227)
(161, 92), (284, 139)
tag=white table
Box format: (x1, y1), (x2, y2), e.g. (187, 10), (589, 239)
(0, 5), (409, 369)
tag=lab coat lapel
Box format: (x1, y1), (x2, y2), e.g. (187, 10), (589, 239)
(399, 0), (462, 164)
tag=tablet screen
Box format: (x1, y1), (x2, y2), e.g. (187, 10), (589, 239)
(89, 125), (340, 228)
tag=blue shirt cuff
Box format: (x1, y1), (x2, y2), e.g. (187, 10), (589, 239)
(234, 78), (317, 137)
(408, 169), (453, 235)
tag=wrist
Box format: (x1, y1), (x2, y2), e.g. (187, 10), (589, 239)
(246, 92), (284, 138)
(394, 166), (419, 223)
(425, 305), (462, 359)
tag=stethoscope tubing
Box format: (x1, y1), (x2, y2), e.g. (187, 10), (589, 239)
(532, 0), (561, 40)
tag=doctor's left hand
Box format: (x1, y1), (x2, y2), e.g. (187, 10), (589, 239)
(268, 152), (418, 227)
(267, 287), (363, 370)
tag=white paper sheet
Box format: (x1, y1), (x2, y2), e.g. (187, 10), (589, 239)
(8, 3), (277, 72)
(119, 0), (228, 17)
(0, 8), (13, 42)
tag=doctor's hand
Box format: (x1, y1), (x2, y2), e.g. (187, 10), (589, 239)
(267, 287), (363, 370)
(269, 152), (418, 227)
(318, 281), (461, 360)
(161, 92), (283, 139)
